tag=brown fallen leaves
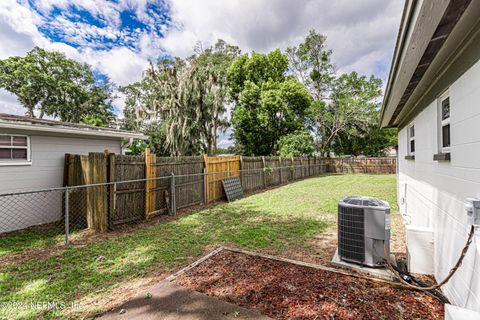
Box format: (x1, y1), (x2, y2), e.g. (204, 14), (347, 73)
(174, 251), (444, 320)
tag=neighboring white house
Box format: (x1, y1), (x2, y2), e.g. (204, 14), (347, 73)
(380, 0), (480, 315)
(0, 113), (145, 232)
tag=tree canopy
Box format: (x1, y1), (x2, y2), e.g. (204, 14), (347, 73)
(333, 126), (397, 157)
(122, 40), (239, 156)
(286, 30), (334, 100)
(278, 131), (316, 157)
(310, 72), (384, 156)
(0, 33), (397, 157)
(228, 50), (312, 155)
(0, 47), (114, 125)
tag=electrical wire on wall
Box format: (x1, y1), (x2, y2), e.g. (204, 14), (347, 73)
(384, 225), (475, 303)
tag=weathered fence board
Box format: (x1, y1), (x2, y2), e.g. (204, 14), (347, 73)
(161, 156), (205, 209)
(65, 153), (396, 231)
(204, 155), (241, 203)
(325, 157), (396, 174)
(240, 156), (265, 192)
(110, 154), (145, 227)
(145, 149), (157, 217)
(65, 154), (87, 228)
(65, 152), (108, 231)
(263, 156), (282, 186)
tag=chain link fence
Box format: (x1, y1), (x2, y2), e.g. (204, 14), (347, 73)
(0, 163), (329, 254)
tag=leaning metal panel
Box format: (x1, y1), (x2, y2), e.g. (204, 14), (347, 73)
(222, 177), (244, 202)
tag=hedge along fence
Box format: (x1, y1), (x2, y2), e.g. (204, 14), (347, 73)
(64, 151), (396, 231)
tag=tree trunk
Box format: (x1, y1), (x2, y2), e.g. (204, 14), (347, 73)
(26, 104), (35, 118)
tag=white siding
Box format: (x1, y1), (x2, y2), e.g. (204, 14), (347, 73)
(0, 132), (121, 233)
(398, 59), (480, 311)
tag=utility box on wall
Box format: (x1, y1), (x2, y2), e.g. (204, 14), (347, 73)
(406, 226), (434, 274)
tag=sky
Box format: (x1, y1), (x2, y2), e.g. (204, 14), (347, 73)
(0, 0), (404, 147)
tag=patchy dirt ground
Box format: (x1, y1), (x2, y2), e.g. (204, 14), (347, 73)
(174, 250), (444, 320)
(254, 209), (407, 268)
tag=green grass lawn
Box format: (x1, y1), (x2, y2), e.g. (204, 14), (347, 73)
(0, 228), (66, 257)
(0, 174), (396, 319)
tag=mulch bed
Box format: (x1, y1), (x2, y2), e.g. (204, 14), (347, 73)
(173, 250), (444, 320)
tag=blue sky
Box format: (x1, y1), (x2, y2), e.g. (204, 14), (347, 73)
(30, 0), (170, 51)
(0, 0), (403, 147)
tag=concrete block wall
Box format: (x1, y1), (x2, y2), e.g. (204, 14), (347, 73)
(397, 59), (480, 310)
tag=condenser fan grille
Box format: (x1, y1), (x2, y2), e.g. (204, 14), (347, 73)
(338, 205), (365, 264)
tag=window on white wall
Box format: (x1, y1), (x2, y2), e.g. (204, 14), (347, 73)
(408, 124), (415, 156)
(440, 95), (450, 152)
(434, 92), (451, 161)
(0, 135), (31, 164)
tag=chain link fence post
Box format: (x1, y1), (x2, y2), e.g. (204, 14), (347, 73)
(65, 188), (70, 245)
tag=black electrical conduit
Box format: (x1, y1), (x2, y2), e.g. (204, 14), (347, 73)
(383, 225), (475, 303)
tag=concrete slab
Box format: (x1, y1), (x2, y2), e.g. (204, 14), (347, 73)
(331, 249), (398, 282)
(98, 280), (271, 320)
(445, 304), (480, 320)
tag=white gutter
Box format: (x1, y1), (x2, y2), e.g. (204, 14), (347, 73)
(0, 122), (147, 140)
(380, 0), (417, 127)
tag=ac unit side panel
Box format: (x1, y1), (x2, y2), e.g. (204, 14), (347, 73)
(364, 208), (390, 240)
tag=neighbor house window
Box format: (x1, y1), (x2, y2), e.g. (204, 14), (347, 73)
(408, 124), (415, 156)
(0, 135), (30, 164)
(440, 95), (450, 153)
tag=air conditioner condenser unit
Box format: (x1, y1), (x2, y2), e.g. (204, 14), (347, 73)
(338, 196), (390, 267)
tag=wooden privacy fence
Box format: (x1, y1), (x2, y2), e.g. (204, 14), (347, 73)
(204, 155), (241, 203)
(324, 157), (397, 174)
(64, 152), (396, 231)
(154, 156), (204, 211)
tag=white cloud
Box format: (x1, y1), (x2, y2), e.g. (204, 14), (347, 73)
(0, 0), (160, 115)
(0, 89), (24, 115)
(82, 47), (149, 85)
(0, 0), (404, 116)
(33, 0), (122, 26)
(162, 0), (403, 81)
(0, 1), (46, 59)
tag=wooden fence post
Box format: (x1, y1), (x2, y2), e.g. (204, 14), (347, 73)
(171, 172), (176, 215)
(203, 155), (209, 203)
(203, 167), (208, 204)
(108, 153), (116, 229)
(262, 156), (267, 188)
(145, 148), (157, 218)
(279, 156), (283, 184)
(83, 152), (108, 232)
(240, 156), (244, 188)
(291, 156), (295, 180)
(300, 157), (304, 178)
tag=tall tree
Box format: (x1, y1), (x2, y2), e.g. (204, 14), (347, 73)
(228, 50), (312, 155)
(286, 30), (335, 100)
(192, 40), (240, 154)
(0, 47), (114, 124)
(310, 72), (383, 156)
(122, 40), (239, 156)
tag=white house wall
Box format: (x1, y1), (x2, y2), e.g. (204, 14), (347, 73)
(398, 59), (480, 310)
(0, 132), (122, 233)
